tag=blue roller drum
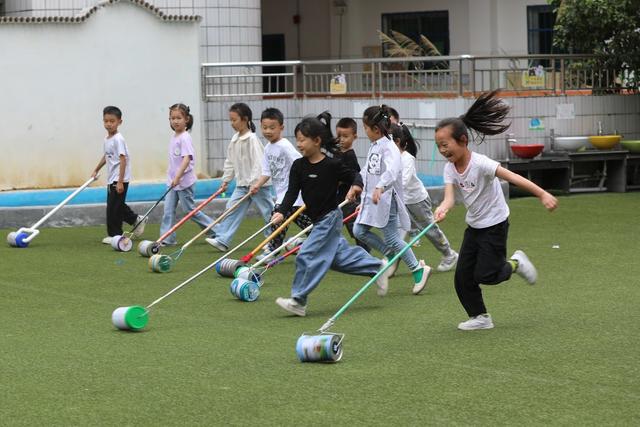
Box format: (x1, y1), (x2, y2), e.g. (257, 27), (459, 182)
(229, 278), (260, 302)
(296, 333), (343, 363)
(7, 232), (29, 248)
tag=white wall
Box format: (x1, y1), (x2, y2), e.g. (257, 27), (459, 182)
(0, 1), (201, 190)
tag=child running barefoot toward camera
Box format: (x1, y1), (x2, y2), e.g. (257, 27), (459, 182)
(91, 106), (145, 244)
(351, 105), (431, 296)
(159, 103), (215, 246)
(433, 90), (558, 331)
(390, 123), (458, 272)
(273, 113), (389, 317)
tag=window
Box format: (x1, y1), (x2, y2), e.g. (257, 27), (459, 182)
(381, 10), (450, 57)
(527, 5), (556, 66)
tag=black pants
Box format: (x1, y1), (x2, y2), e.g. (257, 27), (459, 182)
(341, 201), (370, 253)
(267, 205), (314, 252)
(455, 219), (513, 317)
(106, 182), (138, 237)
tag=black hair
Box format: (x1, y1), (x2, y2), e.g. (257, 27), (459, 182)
(362, 104), (393, 138)
(229, 102), (256, 132)
(435, 90), (510, 144)
(294, 111), (340, 156)
(169, 103), (194, 131)
(103, 105), (122, 119)
(391, 123), (419, 157)
(336, 117), (357, 135)
(260, 107), (284, 125)
(388, 106), (399, 122)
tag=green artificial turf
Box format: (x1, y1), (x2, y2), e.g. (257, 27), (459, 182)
(1, 193), (639, 425)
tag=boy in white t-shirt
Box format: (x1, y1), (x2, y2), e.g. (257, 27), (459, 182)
(434, 91), (558, 331)
(250, 108), (311, 259)
(91, 106), (145, 244)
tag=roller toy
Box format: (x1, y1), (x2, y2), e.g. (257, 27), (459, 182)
(296, 221), (438, 363)
(231, 201), (353, 301)
(237, 205), (306, 264)
(137, 187), (225, 257)
(111, 185), (173, 252)
(113, 219), (273, 330)
(7, 175), (99, 248)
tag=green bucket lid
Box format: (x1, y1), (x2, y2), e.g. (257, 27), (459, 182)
(124, 306), (149, 330)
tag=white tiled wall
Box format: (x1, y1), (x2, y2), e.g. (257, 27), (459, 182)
(1, 0), (262, 64)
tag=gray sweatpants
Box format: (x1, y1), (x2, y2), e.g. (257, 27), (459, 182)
(404, 197), (452, 256)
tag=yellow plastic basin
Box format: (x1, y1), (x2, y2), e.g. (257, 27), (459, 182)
(589, 135), (621, 150)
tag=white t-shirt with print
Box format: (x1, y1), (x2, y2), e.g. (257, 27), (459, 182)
(103, 132), (131, 184)
(443, 151), (509, 228)
(261, 138), (303, 205)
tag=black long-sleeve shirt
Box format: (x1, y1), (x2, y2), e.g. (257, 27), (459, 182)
(277, 155), (363, 222)
(337, 149), (361, 202)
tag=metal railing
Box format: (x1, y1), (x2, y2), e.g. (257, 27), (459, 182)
(201, 54), (638, 100)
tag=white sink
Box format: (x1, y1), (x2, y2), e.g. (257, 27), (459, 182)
(553, 136), (590, 151)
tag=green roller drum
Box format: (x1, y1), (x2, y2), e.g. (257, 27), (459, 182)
(149, 254), (173, 273)
(111, 306), (149, 331)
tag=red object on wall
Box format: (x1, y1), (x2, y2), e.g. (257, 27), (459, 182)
(293, 14), (300, 24)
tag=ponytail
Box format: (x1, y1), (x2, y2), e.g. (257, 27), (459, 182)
(436, 90), (510, 144)
(169, 103), (194, 131)
(391, 123), (419, 157)
(294, 110), (340, 156)
(362, 104), (393, 138)
(229, 102), (256, 133)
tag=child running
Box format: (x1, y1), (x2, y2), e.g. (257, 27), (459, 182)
(159, 103), (214, 246)
(250, 107), (311, 259)
(433, 90), (558, 331)
(273, 112), (390, 317)
(390, 123), (458, 272)
(335, 117), (370, 252)
(206, 103), (274, 251)
(351, 105), (430, 296)
(91, 105), (145, 244)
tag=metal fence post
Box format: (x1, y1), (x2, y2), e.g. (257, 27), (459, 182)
(293, 64), (298, 98)
(470, 58), (476, 96)
(560, 58), (565, 94)
(458, 58), (463, 96)
(302, 63), (307, 98)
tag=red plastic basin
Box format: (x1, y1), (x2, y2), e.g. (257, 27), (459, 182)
(510, 144), (544, 159)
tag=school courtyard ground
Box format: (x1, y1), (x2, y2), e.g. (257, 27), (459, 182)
(2, 192), (638, 425)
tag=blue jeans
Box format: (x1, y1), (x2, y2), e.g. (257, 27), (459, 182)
(160, 185), (214, 245)
(353, 198), (419, 271)
(291, 209), (382, 305)
(212, 185), (274, 248)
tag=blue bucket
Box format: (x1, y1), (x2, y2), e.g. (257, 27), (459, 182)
(229, 278), (260, 302)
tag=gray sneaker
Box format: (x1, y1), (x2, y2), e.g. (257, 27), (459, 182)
(132, 215), (148, 237)
(375, 258), (394, 297)
(437, 250), (459, 272)
(275, 297), (306, 316)
(458, 314), (494, 330)
(511, 250), (537, 284)
(386, 256), (400, 278)
(205, 237), (228, 252)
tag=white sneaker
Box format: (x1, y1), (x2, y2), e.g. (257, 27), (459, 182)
(132, 215), (148, 237)
(511, 250), (537, 284)
(101, 237), (112, 244)
(386, 256), (400, 278)
(375, 258), (394, 297)
(458, 314), (494, 330)
(411, 260), (432, 295)
(284, 236), (306, 252)
(205, 237), (228, 252)
(437, 250), (459, 272)
(275, 297), (306, 316)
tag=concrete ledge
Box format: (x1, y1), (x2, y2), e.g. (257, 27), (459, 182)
(0, 182), (509, 230)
